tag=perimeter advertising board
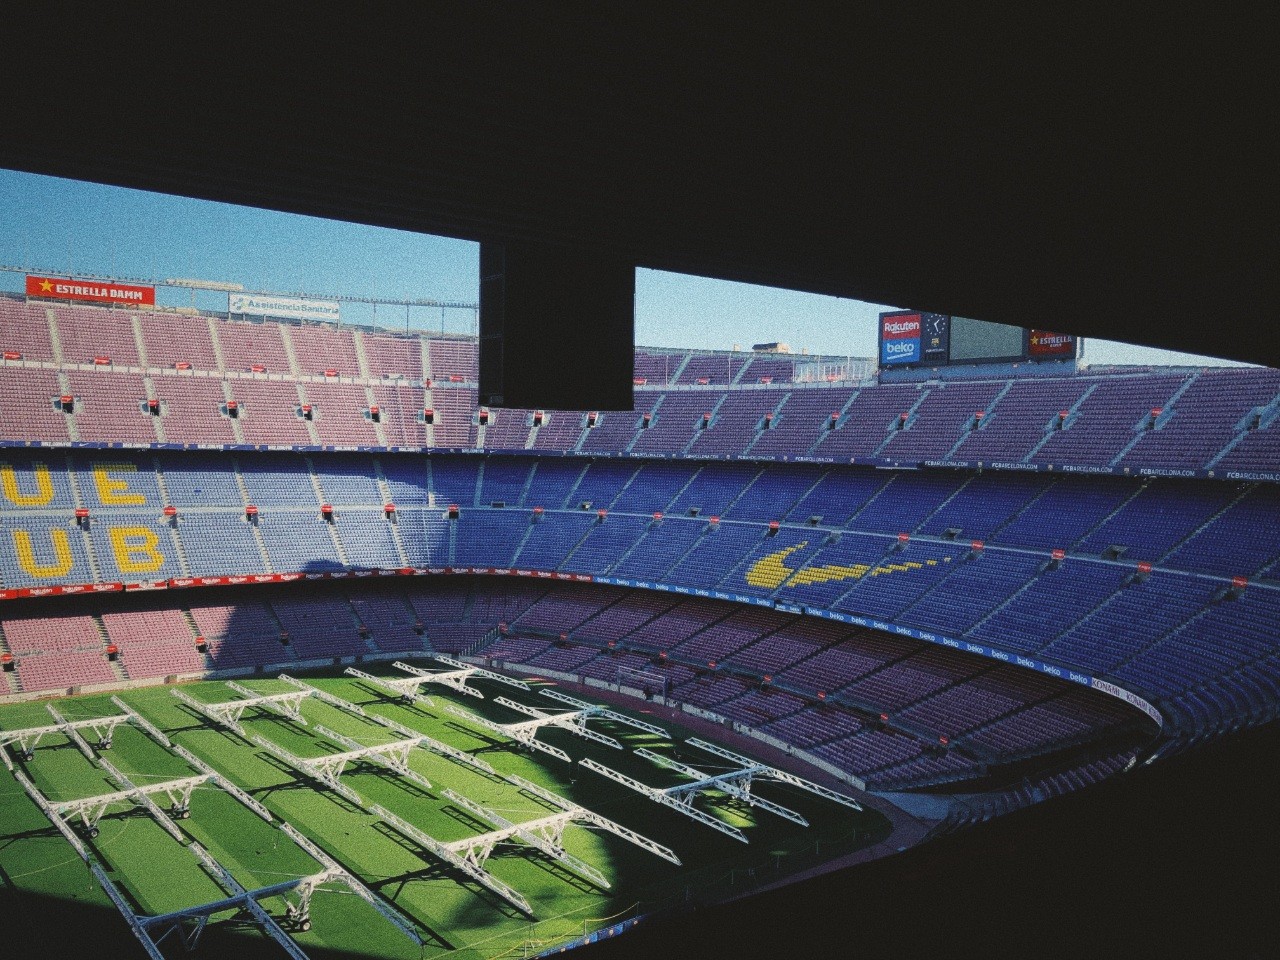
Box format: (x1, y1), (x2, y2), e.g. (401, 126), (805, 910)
(230, 293), (341, 323)
(879, 311), (921, 365)
(26, 275), (155, 307)
(1028, 329), (1079, 358)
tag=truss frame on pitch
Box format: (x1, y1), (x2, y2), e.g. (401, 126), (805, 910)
(344, 666), (436, 705)
(173, 681), (311, 737)
(140, 834), (423, 958)
(9, 693), (424, 960)
(15, 761), (423, 958)
(582, 737), (862, 843)
(0, 703), (131, 768)
(370, 775), (678, 917)
(444, 690), (663, 761)
(252, 727), (433, 805)
(418, 654), (533, 695)
(29, 761), (212, 841)
(442, 701), (571, 761)
(278, 673), (368, 717)
(368, 712), (497, 774)
(538, 688), (672, 737)
(346, 656), (531, 705)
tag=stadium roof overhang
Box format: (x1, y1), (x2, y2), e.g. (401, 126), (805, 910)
(1, 11), (1270, 367)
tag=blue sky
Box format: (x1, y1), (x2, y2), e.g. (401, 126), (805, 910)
(0, 168), (1249, 366)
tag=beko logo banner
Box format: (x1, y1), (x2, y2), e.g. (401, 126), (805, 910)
(880, 312), (921, 365)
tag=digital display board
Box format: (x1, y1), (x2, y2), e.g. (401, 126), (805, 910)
(948, 317), (1026, 362)
(878, 312), (1080, 368)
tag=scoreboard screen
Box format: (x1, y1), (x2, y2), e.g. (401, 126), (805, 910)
(878, 311), (1079, 368)
(948, 317), (1026, 362)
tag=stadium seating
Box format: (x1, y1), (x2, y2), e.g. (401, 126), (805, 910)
(1030, 374), (1190, 466)
(137, 312), (219, 371)
(53, 305), (142, 367)
(1, 452), (1275, 716)
(63, 371), (158, 443)
(747, 387), (855, 456)
(634, 349), (686, 385)
(1120, 368), (1280, 469)
(152, 375), (239, 444)
(214, 318), (292, 373)
(676, 352), (749, 385)
(947, 377), (1091, 463)
(741, 354), (797, 384)
(3, 297), (1279, 479)
(427, 338), (478, 382)
(531, 409), (587, 451)
(0, 367), (71, 442)
(0, 299), (57, 361)
(482, 408), (534, 450)
(362, 331), (424, 381)
(303, 381), (383, 446)
(2, 292), (1278, 805)
(233, 380), (312, 445)
(631, 392), (723, 455)
(878, 381), (1007, 461)
(287, 324), (360, 377)
(14, 649), (117, 692)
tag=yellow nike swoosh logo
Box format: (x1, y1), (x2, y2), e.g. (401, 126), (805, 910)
(745, 544), (946, 590)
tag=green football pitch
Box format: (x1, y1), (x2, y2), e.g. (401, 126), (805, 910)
(0, 664), (889, 960)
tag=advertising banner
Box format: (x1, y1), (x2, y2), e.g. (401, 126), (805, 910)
(879, 311), (922, 365)
(27, 275), (155, 307)
(230, 293), (341, 323)
(1028, 329), (1078, 358)
(0, 581), (123, 600)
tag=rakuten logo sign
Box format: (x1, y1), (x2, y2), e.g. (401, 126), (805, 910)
(882, 315), (921, 339)
(880, 312), (921, 365)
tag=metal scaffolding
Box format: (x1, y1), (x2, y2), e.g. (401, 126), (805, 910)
(538, 688), (672, 737)
(278, 674), (368, 717)
(442, 701), (572, 761)
(346, 657), (531, 704)
(368, 712), (497, 775)
(370, 775), (678, 917)
(35, 764), (212, 841)
(252, 727), (433, 805)
(582, 737), (862, 843)
(442, 688), (666, 761)
(371, 802), (536, 915)
(422, 654), (534, 695)
(137, 831), (423, 956)
(11, 719), (421, 959)
(344, 666), (436, 706)
(173, 681), (312, 737)
(110, 696), (172, 747)
(0, 703), (131, 768)
(170, 742), (274, 822)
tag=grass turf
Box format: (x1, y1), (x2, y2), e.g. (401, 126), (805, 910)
(0, 663), (890, 959)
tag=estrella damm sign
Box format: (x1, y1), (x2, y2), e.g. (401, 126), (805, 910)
(26, 274), (156, 307)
